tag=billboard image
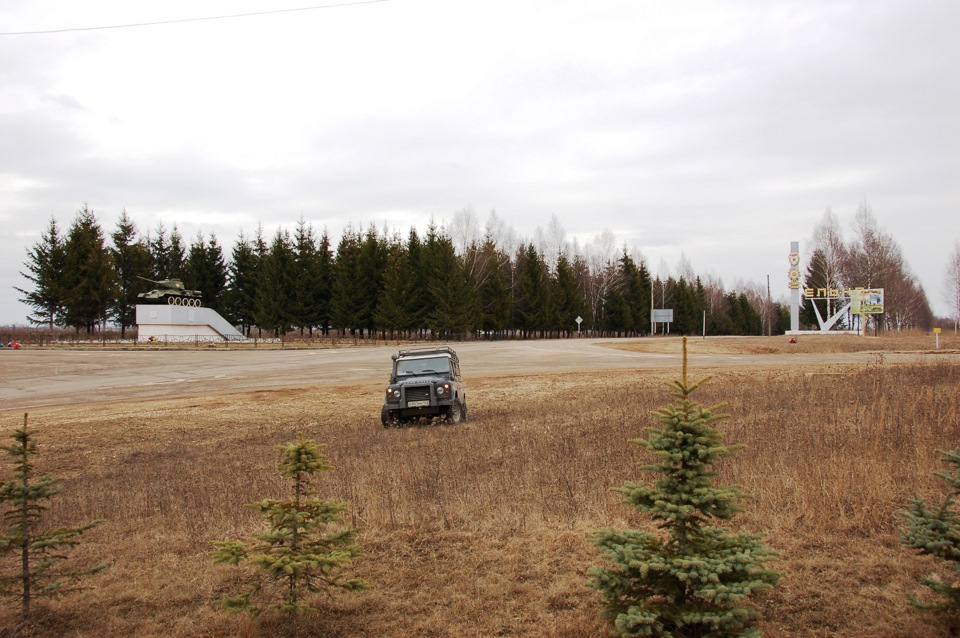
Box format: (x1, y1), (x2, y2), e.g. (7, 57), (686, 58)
(850, 288), (884, 314)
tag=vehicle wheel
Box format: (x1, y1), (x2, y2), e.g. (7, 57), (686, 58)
(446, 401), (464, 424)
(166, 297), (176, 305)
(381, 406), (397, 428)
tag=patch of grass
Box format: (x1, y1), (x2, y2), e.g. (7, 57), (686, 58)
(604, 331), (960, 355)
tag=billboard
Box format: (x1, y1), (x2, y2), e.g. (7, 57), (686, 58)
(850, 288), (884, 314)
(651, 309), (674, 322)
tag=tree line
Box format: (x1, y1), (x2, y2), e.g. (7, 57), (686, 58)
(20, 203), (936, 339)
(801, 203), (935, 331)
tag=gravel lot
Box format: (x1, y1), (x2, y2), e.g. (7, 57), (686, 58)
(2, 336), (952, 413)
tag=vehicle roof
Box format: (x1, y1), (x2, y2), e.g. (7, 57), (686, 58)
(394, 345), (459, 363)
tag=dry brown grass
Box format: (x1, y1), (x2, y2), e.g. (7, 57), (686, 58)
(607, 331), (960, 355)
(1, 344), (960, 637)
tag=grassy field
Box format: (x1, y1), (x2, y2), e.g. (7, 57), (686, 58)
(1, 335), (959, 637)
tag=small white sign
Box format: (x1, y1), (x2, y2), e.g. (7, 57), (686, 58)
(652, 309), (673, 322)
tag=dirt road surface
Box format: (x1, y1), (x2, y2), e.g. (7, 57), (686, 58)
(3, 337), (953, 413)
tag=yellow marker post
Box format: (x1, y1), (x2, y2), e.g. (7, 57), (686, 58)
(934, 327), (942, 349)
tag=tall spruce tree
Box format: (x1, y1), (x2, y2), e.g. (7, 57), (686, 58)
(150, 222), (187, 280)
(673, 277), (700, 335)
(601, 286), (632, 335)
(256, 229), (297, 337)
(16, 217), (67, 329)
(110, 210), (152, 338)
(374, 240), (417, 340)
(149, 221), (171, 279)
(224, 232), (260, 334)
(404, 227), (430, 335)
(183, 232), (227, 311)
(292, 219), (325, 335)
(205, 234), (228, 310)
(513, 244), (551, 338)
(590, 338), (780, 637)
(61, 206), (114, 333)
(211, 436), (368, 614)
(315, 229), (334, 336)
(330, 226), (364, 336)
(800, 248), (839, 329)
(358, 226), (388, 336)
(167, 225), (186, 279)
(477, 237), (511, 337)
(901, 449), (960, 614)
(424, 227), (477, 339)
(553, 253), (586, 337)
(621, 253), (652, 337)
(0, 414), (106, 621)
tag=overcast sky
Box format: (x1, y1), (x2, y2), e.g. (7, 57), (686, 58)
(2, 0), (958, 326)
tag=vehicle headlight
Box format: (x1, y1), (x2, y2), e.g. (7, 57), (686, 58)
(436, 383), (450, 397)
(386, 387), (401, 401)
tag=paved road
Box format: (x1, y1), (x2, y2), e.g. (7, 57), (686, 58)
(0, 339), (950, 413)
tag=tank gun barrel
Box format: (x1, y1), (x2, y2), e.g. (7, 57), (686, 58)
(137, 275), (161, 284)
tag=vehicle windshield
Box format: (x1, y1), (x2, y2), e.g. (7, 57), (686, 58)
(396, 356), (450, 377)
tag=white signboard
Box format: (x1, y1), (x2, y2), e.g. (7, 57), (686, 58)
(652, 309), (673, 322)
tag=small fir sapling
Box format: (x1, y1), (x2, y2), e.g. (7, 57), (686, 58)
(901, 449), (960, 614)
(211, 435), (369, 614)
(0, 413), (107, 621)
(590, 338), (780, 637)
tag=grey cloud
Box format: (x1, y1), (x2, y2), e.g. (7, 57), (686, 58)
(41, 93), (87, 111)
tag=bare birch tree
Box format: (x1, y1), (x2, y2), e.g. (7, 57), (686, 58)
(535, 213), (568, 274)
(484, 209), (517, 259)
(844, 202), (903, 288)
(676, 252), (695, 283)
(811, 208), (847, 317)
(946, 239), (960, 332)
(450, 207), (481, 257)
(582, 229), (620, 332)
(844, 202), (931, 330)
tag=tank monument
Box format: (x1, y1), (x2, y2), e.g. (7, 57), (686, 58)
(135, 278), (243, 342)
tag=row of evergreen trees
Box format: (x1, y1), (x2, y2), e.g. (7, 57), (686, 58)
(17, 206), (788, 338)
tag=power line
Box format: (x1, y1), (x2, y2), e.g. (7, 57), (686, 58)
(0, 0), (391, 37)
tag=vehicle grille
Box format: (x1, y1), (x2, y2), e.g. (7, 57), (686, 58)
(405, 386), (431, 403)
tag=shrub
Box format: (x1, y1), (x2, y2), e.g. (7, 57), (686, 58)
(901, 449), (960, 614)
(590, 339), (780, 637)
(211, 435), (369, 614)
(0, 413), (106, 622)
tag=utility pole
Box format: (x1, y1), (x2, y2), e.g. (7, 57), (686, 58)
(766, 274), (772, 336)
(651, 279), (655, 336)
